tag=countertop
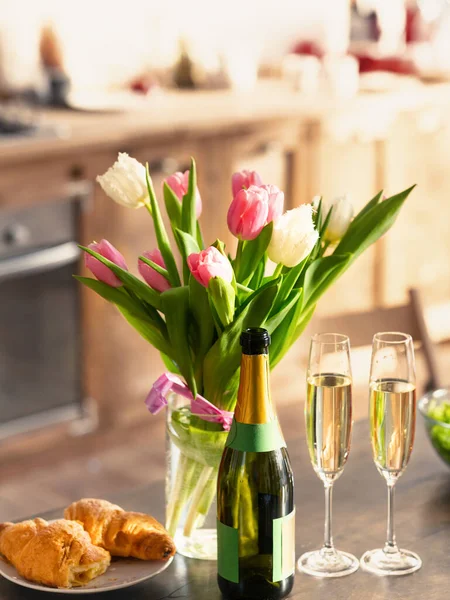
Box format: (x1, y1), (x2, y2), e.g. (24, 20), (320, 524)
(2, 80), (450, 168)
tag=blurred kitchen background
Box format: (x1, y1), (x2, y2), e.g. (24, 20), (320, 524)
(1, 0), (450, 519)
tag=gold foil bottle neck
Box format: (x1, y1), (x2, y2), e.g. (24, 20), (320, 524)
(234, 354), (276, 425)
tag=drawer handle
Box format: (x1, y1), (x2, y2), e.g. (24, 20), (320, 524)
(69, 164), (86, 180)
(254, 141), (282, 155)
(0, 242), (80, 281)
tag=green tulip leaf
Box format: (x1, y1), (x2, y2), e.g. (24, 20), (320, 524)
(350, 190), (383, 228)
(335, 185), (415, 260)
(302, 253), (353, 310)
(161, 352), (181, 374)
(80, 246), (162, 310)
(236, 274), (281, 318)
(138, 254), (170, 279)
(203, 280), (280, 411)
(75, 275), (147, 318)
(75, 276), (171, 356)
(265, 288), (302, 334)
(181, 157), (197, 237)
(146, 165), (181, 287)
(270, 296), (315, 368)
(173, 228), (200, 284)
(118, 306), (172, 357)
(313, 196), (323, 229)
(248, 256), (266, 289)
(238, 222), (273, 284)
(196, 222), (205, 249)
(163, 181), (182, 230)
(208, 277), (236, 328)
(189, 276), (215, 390)
(271, 256), (308, 315)
(161, 286), (197, 397)
(269, 308), (297, 368)
(319, 204), (333, 238)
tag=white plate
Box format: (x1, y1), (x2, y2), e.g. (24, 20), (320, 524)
(0, 555), (173, 594)
(0, 516), (174, 597)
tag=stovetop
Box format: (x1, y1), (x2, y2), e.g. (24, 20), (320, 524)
(0, 103), (67, 142)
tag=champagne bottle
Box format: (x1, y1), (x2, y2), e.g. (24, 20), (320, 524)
(217, 328), (295, 600)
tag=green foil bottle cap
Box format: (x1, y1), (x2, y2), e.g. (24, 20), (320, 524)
(240, 327), (271, 355)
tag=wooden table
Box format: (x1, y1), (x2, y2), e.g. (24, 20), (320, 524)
(0, 417), (448, 599)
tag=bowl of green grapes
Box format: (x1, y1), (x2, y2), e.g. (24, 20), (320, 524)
(418, 389), (450, 467)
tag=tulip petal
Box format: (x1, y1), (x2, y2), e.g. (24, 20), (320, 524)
(268, 204), (318, 267)
(232, 169), (263, 197)
(85, 240), (128, 287)
(240, 194), (269, 240)
(227, 185), (269, 241)
(187, 246), (233, 288)
(139, 249), (171, 292)
(96, 153), (148, 209)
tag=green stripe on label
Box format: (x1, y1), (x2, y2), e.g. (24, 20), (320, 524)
(273, 509), (296, 582)
(225, 419), (286, 453)
(217, 519), (239, 583)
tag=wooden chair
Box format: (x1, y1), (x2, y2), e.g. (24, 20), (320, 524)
(316, 288), (443, 393)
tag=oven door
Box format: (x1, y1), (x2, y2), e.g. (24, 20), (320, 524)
(0, 241), (82, 438)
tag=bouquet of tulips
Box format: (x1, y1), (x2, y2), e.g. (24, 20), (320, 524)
(79, 152), (414, 539)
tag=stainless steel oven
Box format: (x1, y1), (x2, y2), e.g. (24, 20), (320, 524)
(0, 191), (93, 439)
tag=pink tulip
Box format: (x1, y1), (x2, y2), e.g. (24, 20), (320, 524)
(187, 246), (233, 288)
(138, 249), (171, 292)
(232, 169), (262, 197)
(227, 185), (269, 241)
(164, 170), (202, 218)
(85, 239), (128, 287)
(261, 184), (284, 223)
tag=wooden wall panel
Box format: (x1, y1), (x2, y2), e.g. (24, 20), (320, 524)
(311, 130), (378, 316)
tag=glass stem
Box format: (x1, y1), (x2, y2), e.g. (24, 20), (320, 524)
(324, 483), (334, 550)
(384, 483), (398, 554)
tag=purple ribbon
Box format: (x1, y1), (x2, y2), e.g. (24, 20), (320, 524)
(145, 372), (234, 431)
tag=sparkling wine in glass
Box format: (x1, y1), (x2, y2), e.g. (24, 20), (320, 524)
(361, 332), (422, 576)
(298, 333), (359, 578)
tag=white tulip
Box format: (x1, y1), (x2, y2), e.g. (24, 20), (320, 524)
(268, 204), (319, 268)
(96, 153), (149, 209)
(315, 194), (354, 243)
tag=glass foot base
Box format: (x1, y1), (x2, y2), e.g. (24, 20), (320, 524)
(297, 548), (359, 578)
(174, 528), (217, 560)
(360, 548), (422, 576)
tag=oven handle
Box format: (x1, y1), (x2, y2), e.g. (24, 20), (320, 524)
(0, 242), (81, 281)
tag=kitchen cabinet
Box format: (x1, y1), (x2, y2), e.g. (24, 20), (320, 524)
(293, 122), (380, 316)
(383, 109), (450, 310)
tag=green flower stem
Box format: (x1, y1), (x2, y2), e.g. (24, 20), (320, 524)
(235, 239), (244, 279)
(273, 264), (283, 279)
(196, 470), (218, 516)
(183, 464), (214, 537)
(166, 454), (203, 536)
(237, 283), (253, 294)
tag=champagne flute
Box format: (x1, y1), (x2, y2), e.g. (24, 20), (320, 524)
(298, 333), (359, 578)
(361, 332), (422, 576)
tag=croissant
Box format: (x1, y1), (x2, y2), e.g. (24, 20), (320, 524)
(64, 499), (176, 561)
(0, 518), (110, 588)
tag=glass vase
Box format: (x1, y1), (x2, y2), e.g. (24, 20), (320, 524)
(166, 393), (229, 560)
